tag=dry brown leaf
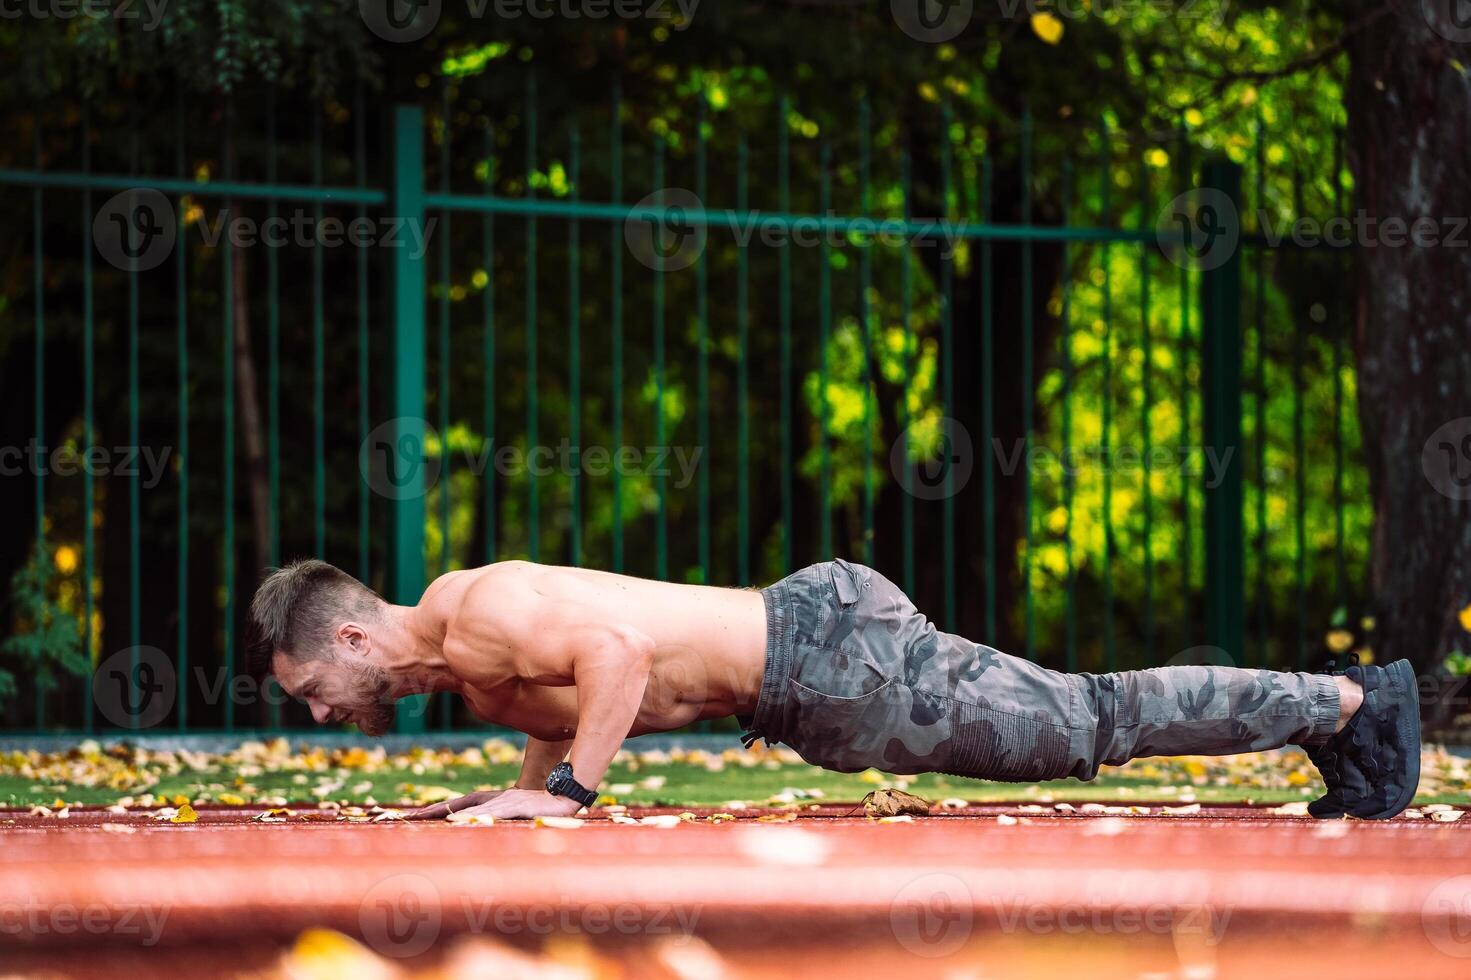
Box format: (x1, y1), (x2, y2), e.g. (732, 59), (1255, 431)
(861, 788), (932, 819)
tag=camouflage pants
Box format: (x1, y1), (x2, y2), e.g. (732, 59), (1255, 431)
(741, 560), (1341, 781)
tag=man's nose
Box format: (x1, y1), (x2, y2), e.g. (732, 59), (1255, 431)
(310, 700), (333, 724)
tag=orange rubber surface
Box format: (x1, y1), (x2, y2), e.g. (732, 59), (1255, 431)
(4, 803), (1471, 977)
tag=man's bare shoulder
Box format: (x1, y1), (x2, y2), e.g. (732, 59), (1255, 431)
(440, 561), (542, 632)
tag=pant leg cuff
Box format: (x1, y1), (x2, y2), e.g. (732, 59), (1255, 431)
(1298, 674), (1341, 746)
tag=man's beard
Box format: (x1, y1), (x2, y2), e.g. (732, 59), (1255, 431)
(338, 657), (397, 737)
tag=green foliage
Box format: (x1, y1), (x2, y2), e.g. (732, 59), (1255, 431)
(0, 544), (89, 702)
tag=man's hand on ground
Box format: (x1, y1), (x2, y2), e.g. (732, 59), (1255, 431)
(405, 790), (505, 820)
(447, 788), (585, 821)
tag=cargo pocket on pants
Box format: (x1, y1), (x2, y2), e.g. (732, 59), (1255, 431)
(785, 676), (899, 774)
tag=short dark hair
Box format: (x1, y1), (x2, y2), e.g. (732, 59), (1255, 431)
(244, 560), (384, 683)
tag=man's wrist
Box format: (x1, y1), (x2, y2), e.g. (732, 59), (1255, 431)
(544, 761), (600, 807)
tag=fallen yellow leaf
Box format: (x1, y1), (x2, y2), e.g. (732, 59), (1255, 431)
(171, 803), (199, 824)
(861, 788), (932, 818)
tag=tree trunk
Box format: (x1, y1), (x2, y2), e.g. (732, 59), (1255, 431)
(1344, 6), (1471, 729)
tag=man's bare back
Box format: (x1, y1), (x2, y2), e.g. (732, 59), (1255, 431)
(421, 561), (768, 738)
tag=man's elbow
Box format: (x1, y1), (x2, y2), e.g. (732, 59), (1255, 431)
(607, 624), (656, 668)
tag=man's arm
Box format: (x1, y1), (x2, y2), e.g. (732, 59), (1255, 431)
(443, 576), (656, 819)
(516, 736), (573, 789)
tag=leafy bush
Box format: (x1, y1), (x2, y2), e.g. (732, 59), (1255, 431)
(0, 544), (89, 700)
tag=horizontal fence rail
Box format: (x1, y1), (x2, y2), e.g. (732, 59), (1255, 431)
(0, 79), (1365, 736)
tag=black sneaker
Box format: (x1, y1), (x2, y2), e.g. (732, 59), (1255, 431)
(1307, 658), (1421, 820)
(1342, 659), (1422, 819)
(1305, 655), (1363, 819)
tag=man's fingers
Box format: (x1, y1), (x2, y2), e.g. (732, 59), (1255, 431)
(406, 791), (499, 820)
(405, 801), (453, 820)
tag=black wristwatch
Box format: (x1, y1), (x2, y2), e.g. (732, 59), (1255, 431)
(545, 762), (599, 808)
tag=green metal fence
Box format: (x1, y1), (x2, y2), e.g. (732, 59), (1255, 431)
(0, 77), (1365, 734)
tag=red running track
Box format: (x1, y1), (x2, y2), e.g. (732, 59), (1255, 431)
(2, 803), (1471, 977)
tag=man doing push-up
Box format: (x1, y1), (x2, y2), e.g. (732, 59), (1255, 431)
(244, 558), (1421, 821)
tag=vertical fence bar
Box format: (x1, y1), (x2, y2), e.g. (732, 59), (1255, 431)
(439, 82), (453, 584)
(900, 148), (914, 596)
(128, 105), (141, 666)
(940, 106), (956, 631)
(438, 84), (454, 731)
(1252, 115), (1267, 667)
(736, 137), (750, 583)
(389, 104), (428, 733)
(1331, 131), (1347, 611)
(981, 154), (995, 639)
(610, 82), (624, 572)
(483, 124), (497, 564)
(778, 94), (794, 574)
(1021, 108), (1035, 661)
(176, 92), (191, 730)
(32, 119), (44, 553)
(1178, 117), (1194, 648)
(356, 84), (371, 583)
(32, 118), (44, 729)
(696, 101), (710, 582)
(1060, 160), (1077, 672)
(818, 142), (832, 561)
(858, 97), (875, 566)
(1201, 159), (1244, 665)
(1292, 169), (1307, 670)
(1099, 119), (1115, 672)
(222, 101), (237, 730)
(653, 139), (667, 579)
(312, 106), (326, 559)
(81, 103), (94, 732)
(525, 74), (540, 563)
(568, 124), (582, 566)
(266, 94), (281, 574)
(1139, 153), (1156, 665)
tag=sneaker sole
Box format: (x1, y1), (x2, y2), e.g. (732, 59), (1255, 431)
(1354, 659), (1421, 820)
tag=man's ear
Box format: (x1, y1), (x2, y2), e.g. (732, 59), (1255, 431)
(338, 623), (370, 656)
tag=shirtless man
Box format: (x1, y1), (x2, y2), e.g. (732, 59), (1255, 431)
(244, 558), (1422, 821)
